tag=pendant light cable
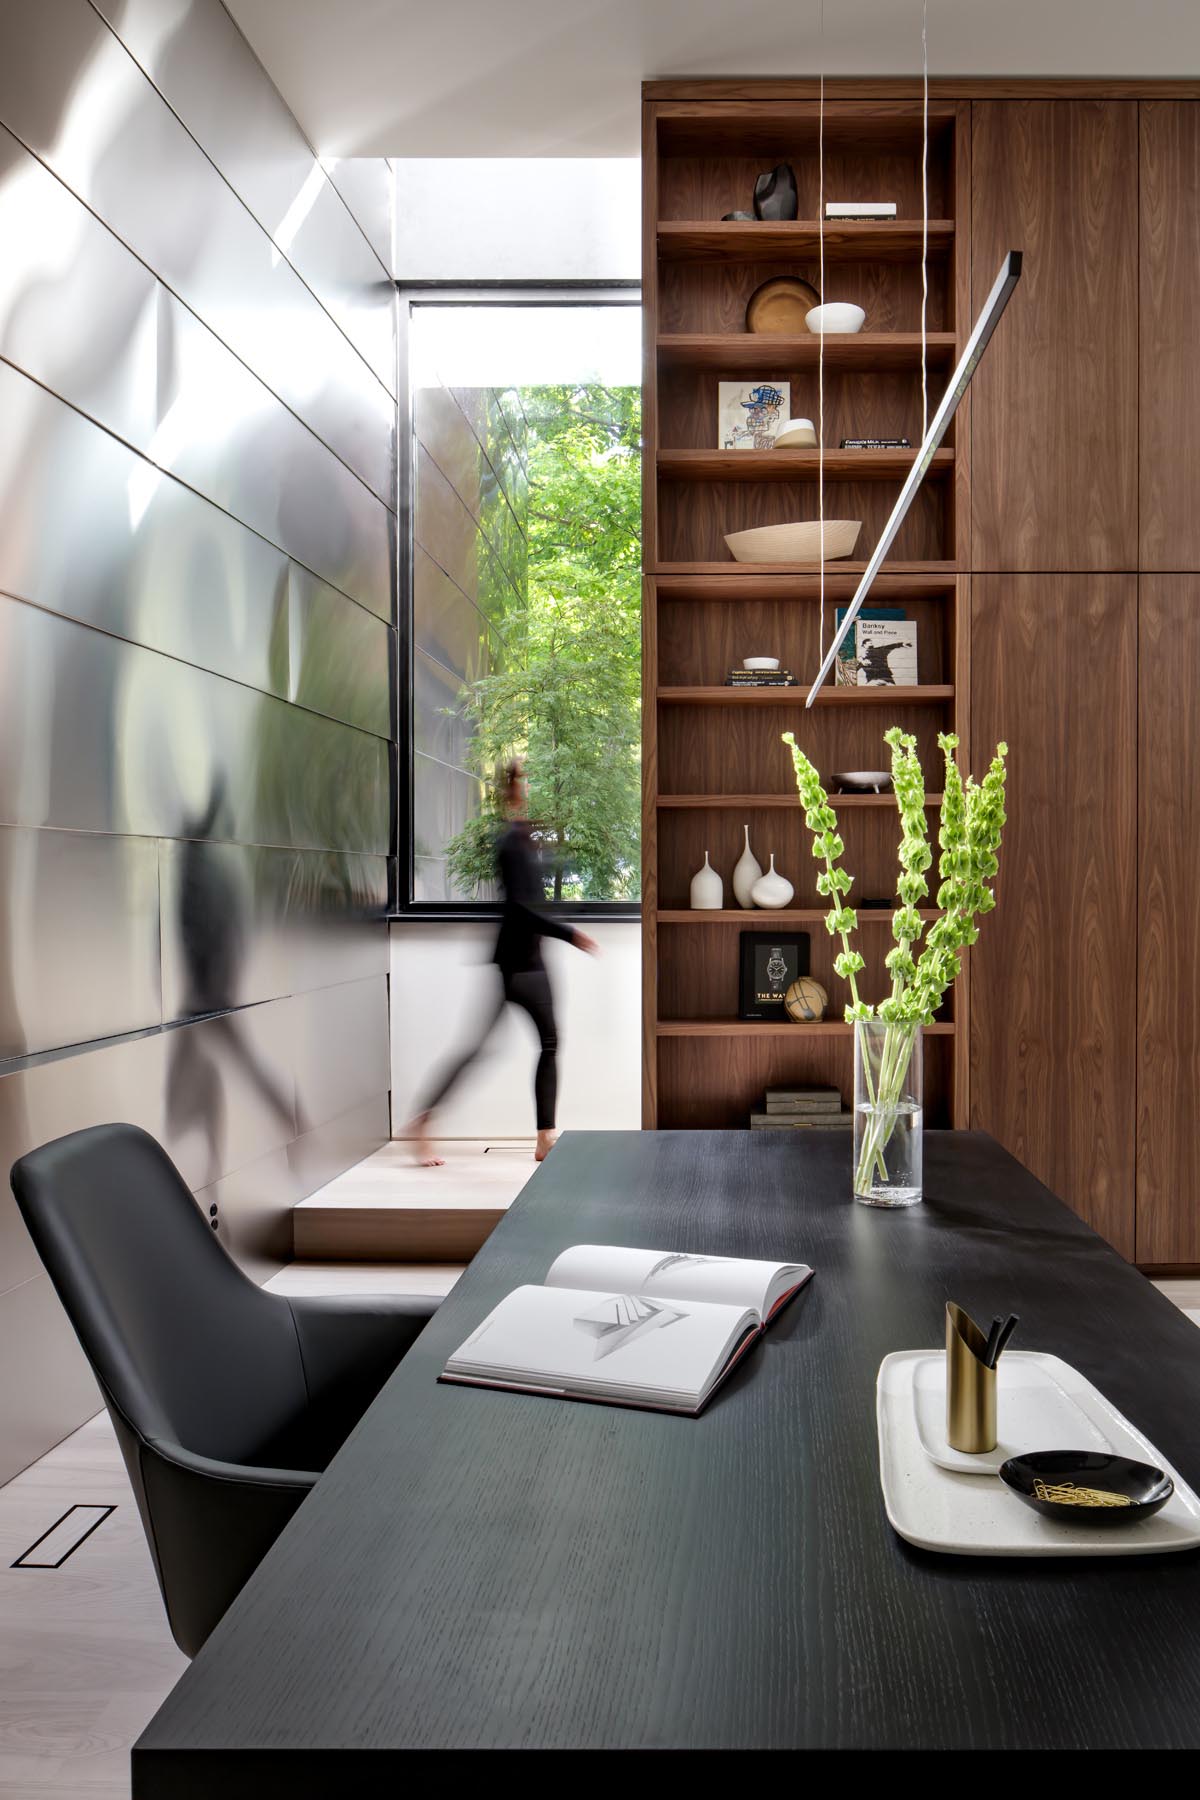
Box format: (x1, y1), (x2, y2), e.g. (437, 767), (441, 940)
(928, 0), (935, 439)
(817, 0), (826, 658)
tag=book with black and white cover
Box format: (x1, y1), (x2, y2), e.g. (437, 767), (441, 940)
(441, 1245), (814, 1415)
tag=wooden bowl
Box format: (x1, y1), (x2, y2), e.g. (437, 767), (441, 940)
(746, 276), (821, 334)
(724, 520), (862, 564)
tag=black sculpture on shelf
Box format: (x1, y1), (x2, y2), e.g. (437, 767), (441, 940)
(754, 162), (798, 221)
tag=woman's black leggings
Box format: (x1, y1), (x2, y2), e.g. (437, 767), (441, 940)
(419, 967), (559, 1130)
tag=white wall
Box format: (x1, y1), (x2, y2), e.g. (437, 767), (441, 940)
(392, 158), (640, 281)
(390, 919), (641, 1137)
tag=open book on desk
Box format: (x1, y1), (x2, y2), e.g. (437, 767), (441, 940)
(441, 1244), (814, 1416)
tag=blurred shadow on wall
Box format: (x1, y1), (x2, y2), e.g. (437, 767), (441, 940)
(165, 775), (295, 1187)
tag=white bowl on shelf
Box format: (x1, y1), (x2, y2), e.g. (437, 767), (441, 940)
(724, 519), (862, 565)
(743, 656), (781, 670)
(773, 417), (818, 449)
(805, 302), (866, 335)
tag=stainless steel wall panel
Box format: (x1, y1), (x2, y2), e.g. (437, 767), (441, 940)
(0, 364), (394, 714)
(0, 134), (392, 618)
(0, 0), (394, 1480)
(288, 976), (390, 1133)
(0, 827), (160, 1060)
(0, 598), (390, 853)
(0, 1275), (99, 1485)
(193, 1145), (294, 1282)
(158, 842), (388, 1021)
(321, 157), (394, 278)
(93, 0), (397, 394)
(288, 567), (392, 737)
(0, 0), (396, 504)
(286, 1092), (391, 1209)
(0, 362), (290, 698)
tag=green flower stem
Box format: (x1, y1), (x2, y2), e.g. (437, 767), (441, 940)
(783, 727), (1009, 1203)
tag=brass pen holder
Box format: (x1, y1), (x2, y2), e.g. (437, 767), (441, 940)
(946, 1302), (997, 1453)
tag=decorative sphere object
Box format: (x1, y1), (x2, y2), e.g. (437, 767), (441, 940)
(805, 302), (867, 335)
(785, 977), (828, 1022)
(753, 163), (799, 221)
(689, 850), (723, 910)
(749, 853), (794, 909)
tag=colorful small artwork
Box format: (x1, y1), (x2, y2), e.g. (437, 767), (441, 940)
(717, 380), (790, 450)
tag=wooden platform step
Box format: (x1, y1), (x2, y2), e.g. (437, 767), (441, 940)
(293, 1140), (535, 1263)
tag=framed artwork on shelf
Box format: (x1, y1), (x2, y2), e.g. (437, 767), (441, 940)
(738, 931), (810, 1021)
(717, 380), (790, 450)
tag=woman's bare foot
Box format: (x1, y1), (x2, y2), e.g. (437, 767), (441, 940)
(404, 1111), (444, 1166)
(534, 1129), (557, 1162)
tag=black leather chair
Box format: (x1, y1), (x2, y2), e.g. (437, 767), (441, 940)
(11, 1123), (439, 1657)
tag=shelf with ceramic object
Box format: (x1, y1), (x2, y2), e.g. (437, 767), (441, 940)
(657, 685), (954, 706)
(656, 219), (956, 262)
(657, 792), (943, 808)
(656, 332), (959, 372)
(657, 909), (938, 924)
(657, 448), (954, 483)
(655, 1017), (956, 1038)
(649, 559), (959, 577)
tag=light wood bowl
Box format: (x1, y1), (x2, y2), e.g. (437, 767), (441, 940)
(724, 519), (862, 564)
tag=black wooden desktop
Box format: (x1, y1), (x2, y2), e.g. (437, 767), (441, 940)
(134, 1132), (1200, 1787)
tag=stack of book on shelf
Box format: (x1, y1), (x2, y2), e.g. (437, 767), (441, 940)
(750, 1085), (853, 1130)
(725, 669), (798, 687)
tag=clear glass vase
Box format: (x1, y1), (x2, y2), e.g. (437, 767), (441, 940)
(853, 1019), (923, 1207)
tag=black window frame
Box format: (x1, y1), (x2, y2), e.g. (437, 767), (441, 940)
(392, 280), (643, 922)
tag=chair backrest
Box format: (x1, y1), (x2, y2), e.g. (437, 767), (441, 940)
(11, 1123), (307, 1466)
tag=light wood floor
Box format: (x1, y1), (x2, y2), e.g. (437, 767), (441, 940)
(0, 1242), (1195, 1797)
(293, 1138), (535, 1261)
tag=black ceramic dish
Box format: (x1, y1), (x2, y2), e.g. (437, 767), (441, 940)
(999, 1450), (1174, 1526)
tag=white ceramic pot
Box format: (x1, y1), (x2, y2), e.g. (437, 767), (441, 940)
(689, 850), (723, 910)
(732, 826), (763, 909)
(804, 302), (866, 335)
(750, 853), (794, 909)
(742, 656), (780, 671)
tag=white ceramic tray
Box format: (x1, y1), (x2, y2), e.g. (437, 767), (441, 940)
(911, 1350), (1110, 1475)
(877, 1349), (1200, 1556)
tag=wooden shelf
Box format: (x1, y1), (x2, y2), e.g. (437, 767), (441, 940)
(653, 572), (959, 600)
(656, 1017), (955, 1037)
(650, 560), (959, 577)
(658, 792), (943, 808)
(657, 685), (954, 706)
(658, 909), (938, 924)
(658, 448), (953, 483)
(657, 332), (958, 371)
(657, 219), (956, 262)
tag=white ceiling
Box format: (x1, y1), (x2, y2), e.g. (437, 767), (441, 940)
(225, 0), (1200, 158)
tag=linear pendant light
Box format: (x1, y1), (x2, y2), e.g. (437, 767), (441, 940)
(804, 250), (1023, 708)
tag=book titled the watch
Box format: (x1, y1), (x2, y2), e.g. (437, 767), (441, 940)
(441, 1245), (814, 1416)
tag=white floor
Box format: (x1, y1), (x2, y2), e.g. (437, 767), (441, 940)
(0, 1254), (1197, 1796)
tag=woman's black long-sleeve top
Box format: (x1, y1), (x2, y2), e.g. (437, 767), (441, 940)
(492, 822), (577, 975)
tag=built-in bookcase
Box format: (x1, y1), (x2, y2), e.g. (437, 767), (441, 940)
(642, 91), (971, 1130)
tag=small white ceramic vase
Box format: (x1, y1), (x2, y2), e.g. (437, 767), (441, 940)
(750, 853), (794, 909)
(689, 851), (723, 910)
(732, 826), (762, 909)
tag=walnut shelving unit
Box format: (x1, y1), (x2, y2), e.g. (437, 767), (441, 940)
(641, 90), (972, 1130)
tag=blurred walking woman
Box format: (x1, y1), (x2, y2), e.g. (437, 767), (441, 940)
(408, 761), (597, 1165)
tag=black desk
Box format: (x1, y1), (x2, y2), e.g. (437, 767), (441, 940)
(134, 1132), (1200, 1786)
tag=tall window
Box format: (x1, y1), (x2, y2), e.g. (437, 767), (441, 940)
(404, 293), (641, 908)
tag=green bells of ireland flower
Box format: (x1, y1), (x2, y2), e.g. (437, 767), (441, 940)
(783, 727), (1009, 1204)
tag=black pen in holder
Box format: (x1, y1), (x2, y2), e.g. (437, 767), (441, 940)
(946, 1302), (998, 1454)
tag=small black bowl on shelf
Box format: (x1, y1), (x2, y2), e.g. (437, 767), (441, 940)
(999, 1450), (1174, 1527)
